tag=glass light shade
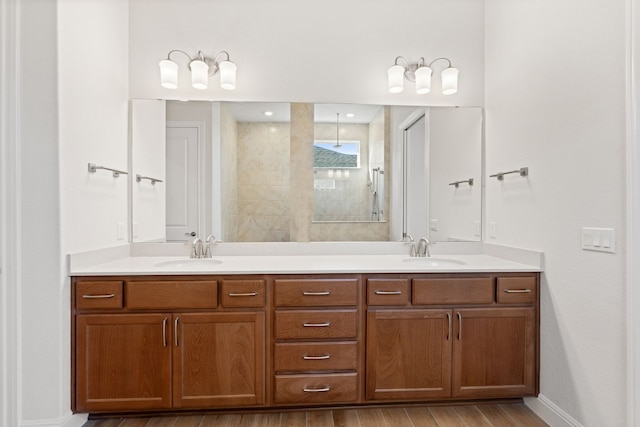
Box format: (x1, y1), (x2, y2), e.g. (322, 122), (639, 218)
(219, 60), (237, 90)
(190, 59), (209, 90)
(159, 59), (179, 89)
(441, 67), (459, 95)
(415, 66), (432, 94)
(387, 64), (405, 93)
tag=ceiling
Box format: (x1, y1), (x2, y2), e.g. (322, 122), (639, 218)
(226, 102), (383, 123)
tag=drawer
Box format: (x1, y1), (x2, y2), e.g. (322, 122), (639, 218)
(274, 373), (358, 404)
(367, 278), (410, 306)
(274, 341), (357, 372)
(220, 279), (265, 308)
(75, 280), (123, 310)
(413, 277), (494, 305)
(274, 310), (357, 339)
(274, 278), (357, 307)
(497, 276), (537, 304)
(125, 281), (217, 309)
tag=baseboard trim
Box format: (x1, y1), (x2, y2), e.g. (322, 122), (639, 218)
(525, 395), (583, 427)
(20, 413), (87, 427)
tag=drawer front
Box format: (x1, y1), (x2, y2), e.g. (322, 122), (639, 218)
(367, 279), (410, 306)
(126, 281), (218, 309)
(413, 278), (494, 305)
(75, 281), (123, 310)
(275, 310), (357, 339)
(274, 342), (357, 372)
(497, 276), (537, 304)
(220, 280), (266, 308)
(274, 373), (358, 404)
(274, 279), (357, 307)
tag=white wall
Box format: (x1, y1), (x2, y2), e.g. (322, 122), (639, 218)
(429, 108), (483, 242)
(128, 0), (485, 107)
(59, 0), (130, 254)
(484, 0), (627, 425)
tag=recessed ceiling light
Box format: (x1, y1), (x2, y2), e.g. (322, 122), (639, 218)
(264, 111), (274, 116)
(346, 113), (355, 118)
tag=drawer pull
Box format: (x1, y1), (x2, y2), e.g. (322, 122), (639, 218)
(82, 293), (115, 299)
(228, 292), (258, 297)
(303, 386), (331, 393)
(503, 289), (532, 293)
(162, 317), (168, 347)
(374, 290), (402, 295)
(302, 291), (331, 296)
(303, 322), (331, 327)
(303, 354), (331, 360)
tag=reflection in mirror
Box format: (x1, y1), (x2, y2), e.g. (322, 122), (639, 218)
(129, 101), (482, 244)
(401, 107), (483, 242)
(313, 104), (387, 223)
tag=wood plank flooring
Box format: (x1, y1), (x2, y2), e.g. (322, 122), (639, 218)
(83, 403), (548, 427)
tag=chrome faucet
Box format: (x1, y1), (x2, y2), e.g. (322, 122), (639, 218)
(417, 237), (431, 257)
(190, 237), (203, 258)
(203, 235), (217, 258)
(403, 234), (417, 257)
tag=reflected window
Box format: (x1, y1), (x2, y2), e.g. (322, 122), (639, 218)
(313, 140), (360, 168)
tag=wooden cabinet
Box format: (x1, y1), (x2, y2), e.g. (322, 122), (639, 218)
(272, 277), (361, 405)
(452, 307), (535, 397)
(72, 271), (539, 415)
(73, 277), (266, 413)
(366, 309), (452, 400)
(75, 313), (172, 412)
(365, 273), (539, 402)
(173, 312), (265, 408)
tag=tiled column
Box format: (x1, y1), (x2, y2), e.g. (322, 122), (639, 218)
(290, 103), (314, 242)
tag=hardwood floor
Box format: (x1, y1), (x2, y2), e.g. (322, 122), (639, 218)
(83, 403), (548, 427)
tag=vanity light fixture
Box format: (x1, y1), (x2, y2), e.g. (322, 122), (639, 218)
(159, 50), (237, 90)
(388, 56), (459, 95)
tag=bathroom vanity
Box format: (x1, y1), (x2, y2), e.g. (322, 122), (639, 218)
(70, 252), (540, 415)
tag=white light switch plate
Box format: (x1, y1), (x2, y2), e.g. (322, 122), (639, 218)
(581, 227), (616, 253)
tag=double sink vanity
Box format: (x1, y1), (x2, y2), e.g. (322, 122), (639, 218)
(70, 243), (541, 416)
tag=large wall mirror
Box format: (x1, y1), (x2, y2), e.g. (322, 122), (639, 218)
(130, 100), (483, 243)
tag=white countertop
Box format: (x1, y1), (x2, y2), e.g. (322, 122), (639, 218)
(69, 253), (541, 276)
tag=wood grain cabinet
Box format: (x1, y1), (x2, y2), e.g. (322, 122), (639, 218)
(365, 273), (539, 402)
(72, 271), (539, 415)
(73, 277), (266, 413)
(272, 277), (361, 406)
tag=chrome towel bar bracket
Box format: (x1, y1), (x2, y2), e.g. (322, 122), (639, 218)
(449, 178), (474, 188)
(136, 174), (164, 185)
(490, 167), (529, 181)
(88, 163), (128, 178)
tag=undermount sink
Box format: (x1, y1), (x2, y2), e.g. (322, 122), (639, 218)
(154, 258), (223, 268)
(401, 257), (466, 266)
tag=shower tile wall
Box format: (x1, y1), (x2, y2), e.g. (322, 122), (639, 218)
(313, 123), (370, 221)
(237, 121), (291, 242)
(220, 103), (238, 241)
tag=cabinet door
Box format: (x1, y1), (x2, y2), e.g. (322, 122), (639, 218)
(173, 312), (265, 408)
(452, 308), (536, 398)
(366, 309), (452, 400)
(75, 314), (172, 412)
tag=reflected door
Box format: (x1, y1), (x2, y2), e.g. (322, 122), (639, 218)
(403, 114), (429, 240)
(166, 126), (199, 241)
